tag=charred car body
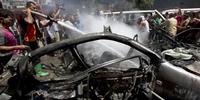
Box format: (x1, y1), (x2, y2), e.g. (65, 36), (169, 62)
(0, 32), (200, 100)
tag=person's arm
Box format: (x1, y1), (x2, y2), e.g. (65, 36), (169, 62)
(0, 45), (29, 51)
(53, 8), (61, 19)
(193, 18), (200, 22)
(40, 8), (61, 27)
(40, 19), (52, 27)
(177, 8), (182, 16)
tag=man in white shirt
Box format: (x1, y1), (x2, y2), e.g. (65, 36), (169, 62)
(137, 16), (150, 45)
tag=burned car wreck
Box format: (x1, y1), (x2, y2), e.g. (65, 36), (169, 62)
(1, 32), (200, 100)
(0, 8), (200, 100)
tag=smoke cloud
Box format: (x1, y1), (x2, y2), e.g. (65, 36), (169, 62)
(79, 14), (138, 37)
(78, 13), (143, 56)
(74, 13), (145, 69)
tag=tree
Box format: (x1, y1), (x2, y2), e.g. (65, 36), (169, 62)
(127, 0), (155, 9)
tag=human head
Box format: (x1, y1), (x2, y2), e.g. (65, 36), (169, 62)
(0, 9), (15, 27)
(140, 16), (145, 21)
(182, 13), (190, 20)
(176, 8), (182, 16)
(137, 16), (145, 24)
(26, 1), (37, 10)
(165, 12), (169, 19)
(169, 13), (176, 18)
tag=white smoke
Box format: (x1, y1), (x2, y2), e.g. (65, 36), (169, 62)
(78, 14), (142, 56)
(74, 13), (145, 69)
(79, 14), (139, 38)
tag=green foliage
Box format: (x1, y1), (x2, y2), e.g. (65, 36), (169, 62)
(127, 0), (155, 9)
(95, 0), (100, 4)
(136, 0), (155, 9)
(126, 0), (134, 2)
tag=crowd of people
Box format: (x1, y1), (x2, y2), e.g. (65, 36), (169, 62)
(149, 9), (200, 43)
(102, 8), (200, 44)
(0, 1), (80, 70)
(122, 8), (200, 45)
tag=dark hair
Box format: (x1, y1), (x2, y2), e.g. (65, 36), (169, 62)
(0, 9), (14, 18)
(169, 13), (175, 18)
(183, 13), (189, 20)
(26, 1), (36, 8)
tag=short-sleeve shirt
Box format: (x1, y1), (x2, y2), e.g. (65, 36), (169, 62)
(0, 27), (18, 53)
(17, 14), (40, 42)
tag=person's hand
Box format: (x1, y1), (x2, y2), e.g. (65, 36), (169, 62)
(47, 16), (58, 23)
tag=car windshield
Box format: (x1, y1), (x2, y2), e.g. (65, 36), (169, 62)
(76, 40), (148, 70)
